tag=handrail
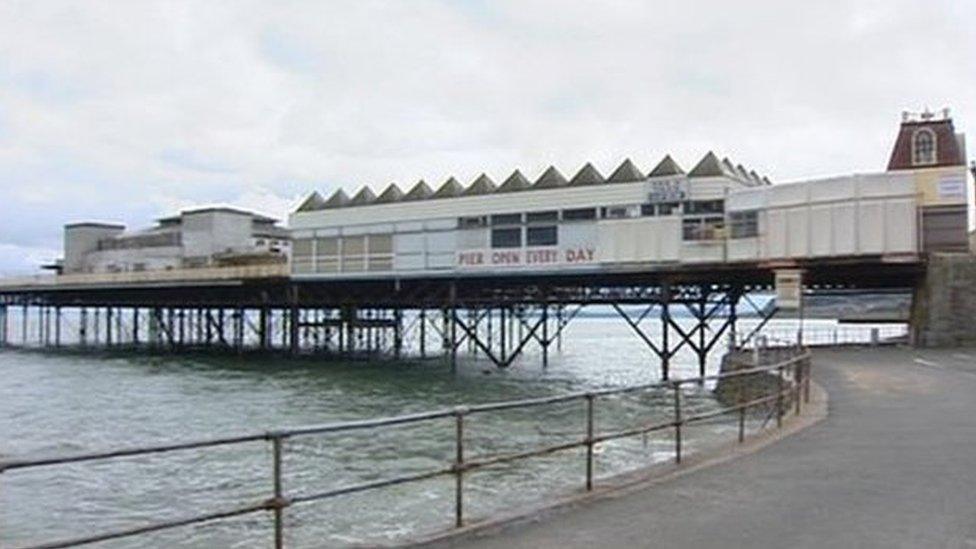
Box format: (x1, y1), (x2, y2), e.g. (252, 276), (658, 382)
(1, 346), (812, 549)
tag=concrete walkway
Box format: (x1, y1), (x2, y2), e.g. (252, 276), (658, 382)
(440, 347), (976, 549)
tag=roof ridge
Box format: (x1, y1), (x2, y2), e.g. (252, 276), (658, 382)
(568, 162), (605, 186)
(607, 158), (645, 183)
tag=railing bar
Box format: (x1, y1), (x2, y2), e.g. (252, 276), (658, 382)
(15, 502), (269, 549)
(1, 434), (268, 472)
(289, 467), (454, 505)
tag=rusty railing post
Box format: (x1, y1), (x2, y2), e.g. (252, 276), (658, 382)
(585, 393), (595, 491)
(776, 365), (784, 429)
(673, 381), (682, 463)
(804, 356), (811, 403)
(737, 374), (746, 443)
(453, 406), (467, 528)
(272, 434), (285, 549)
(794, 359), (802, 415)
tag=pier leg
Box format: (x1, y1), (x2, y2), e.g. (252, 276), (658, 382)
(132, 307), (139, 346)
(697, 291), (707, 379)
(80, 307), (88, 346)
(106, 307), (114, 347)
(419, 308), (427, 358)
(260, 305), (270, 351)
(0, 304), (6, 347)
(54, 306), (61, 348)
(541, 304), (549, 369)
(394, 308), (403, 360)
(289, 286), (300, 355)
(22, 303), (28, 346)
(449, 282), (458, 371)
(661, 284), (671, 381)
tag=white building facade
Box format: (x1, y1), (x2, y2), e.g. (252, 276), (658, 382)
(63, 207), (290, 274)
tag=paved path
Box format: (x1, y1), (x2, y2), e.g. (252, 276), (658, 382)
(441, 348), (976, 549)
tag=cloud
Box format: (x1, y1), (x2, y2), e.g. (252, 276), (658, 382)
(0, 0), (972, 273)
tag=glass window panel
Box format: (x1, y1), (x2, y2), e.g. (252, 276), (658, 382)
(491, 227), (522, 248)
(315, 237), (339, 256)
(527, 226), (557, 246)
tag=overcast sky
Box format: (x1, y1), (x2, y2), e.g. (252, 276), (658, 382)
(0, 0), (973, 273)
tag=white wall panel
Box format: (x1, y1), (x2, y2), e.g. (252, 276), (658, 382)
(885, 199), (917, 253)
(726, 189), (764, 211)
(727, 238), (759, 261)
(809, 205), (833, 257)
(786, 207), (809, 257)
(769, 182), (808, 207)
(858, 201), (885, 253)
(766, 209), (788, 258)
(426, 253), (454, 269)
(809, 177), (855, 202)
(831, 204), (857, 255)
(394, 233), (425, 254)
(393, 254), (425, 270)
(427, 231), (457, 253)
(656, 218), (681, 261)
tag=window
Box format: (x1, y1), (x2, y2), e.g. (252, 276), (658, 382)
(601, 206), (631, 219)
(491, 227), (522, 248)
(683, 200), (724, 215)
(562, 207), (597, 221)
(526, 210), (559, 223)
(729, 211), (759, 238)
(459, 216), (487, 229)
(316, 237), (339, 256)
(527, 226), (557, 246)
(912, 128), (936, 165)
(658, 202), (679, 216)
(490, 213), (522, 226)
(368, 234), (393, 254)
(682, 217), (725, 241)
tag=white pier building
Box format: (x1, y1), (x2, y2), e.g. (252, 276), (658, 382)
(289, 111), (970, 279)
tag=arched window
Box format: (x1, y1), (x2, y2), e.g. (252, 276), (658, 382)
(912, 128), (936, 166)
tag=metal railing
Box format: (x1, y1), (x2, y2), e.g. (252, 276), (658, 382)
(1, 347), (811, 549)
(740, 324), (907, 348)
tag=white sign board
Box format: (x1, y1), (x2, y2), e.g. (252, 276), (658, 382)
(775, 269), (803, 311)
(938, 176), (966, 199)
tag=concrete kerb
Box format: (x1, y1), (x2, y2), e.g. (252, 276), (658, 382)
(402, 379), (829, 548)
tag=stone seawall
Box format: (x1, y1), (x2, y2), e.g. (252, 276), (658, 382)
(714, 348), (799, 412)
(911, 253), (976, 347)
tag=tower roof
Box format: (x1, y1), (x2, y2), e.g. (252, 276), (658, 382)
(887, 110), (966, 170)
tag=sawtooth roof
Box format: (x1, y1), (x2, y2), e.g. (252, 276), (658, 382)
(295, 153), (771, 212)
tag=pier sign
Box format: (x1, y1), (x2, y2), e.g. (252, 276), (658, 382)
(647, 178), (688, 203)
(457, 246), (597, 269)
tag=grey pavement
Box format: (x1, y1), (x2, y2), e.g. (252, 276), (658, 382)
(439, 347), (976, 549)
